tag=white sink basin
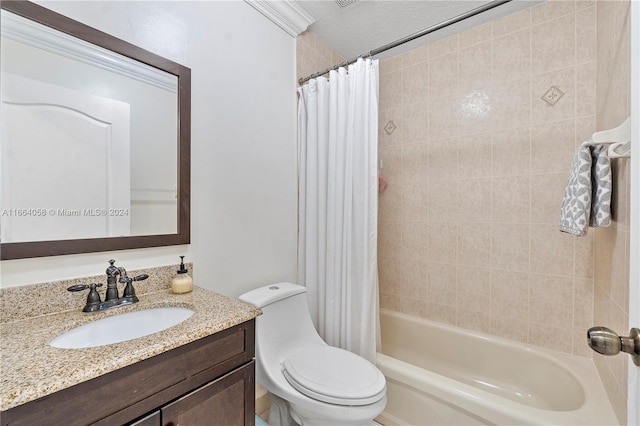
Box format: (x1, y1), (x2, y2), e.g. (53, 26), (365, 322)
(50, 307), (194, 349)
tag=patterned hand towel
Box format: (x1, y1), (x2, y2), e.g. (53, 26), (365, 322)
(559, 141), (612, 236)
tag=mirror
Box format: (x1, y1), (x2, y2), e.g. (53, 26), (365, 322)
(0, 1), (190, 260)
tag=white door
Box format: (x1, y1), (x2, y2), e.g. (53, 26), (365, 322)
(1, 73), (130, 242)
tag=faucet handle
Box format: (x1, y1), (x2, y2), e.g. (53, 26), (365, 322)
(67, 283), (103, 313)
(67, 283), (103, 292)
(120, 274), (147, 303)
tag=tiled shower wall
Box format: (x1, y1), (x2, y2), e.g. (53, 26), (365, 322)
(593, 0), (631, 423)
(295, 0), (631, 421)
(377, 0), (599, 358)
(296, 31), (345, 84)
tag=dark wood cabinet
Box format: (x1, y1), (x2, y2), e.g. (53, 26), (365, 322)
(1, 320), (255, 426)
(162, 362), (253, 426)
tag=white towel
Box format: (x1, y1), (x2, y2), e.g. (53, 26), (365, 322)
(559, 141), (612, 236)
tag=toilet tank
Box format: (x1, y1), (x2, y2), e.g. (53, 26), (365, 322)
(239, 283), (325, 355)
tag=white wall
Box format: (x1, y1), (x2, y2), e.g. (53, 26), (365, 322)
(0, 1), (299, 297)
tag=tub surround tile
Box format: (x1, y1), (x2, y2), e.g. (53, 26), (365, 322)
(347, 1), (627, 394)
(490, 224), (530, 272)
(402, 64), (429, 106)
(491, 78), (531, 131)
(458, 133), (491, 179)
(458, 22), (492, 49)
(574, 277), (594, 330)
(299, 14), (628, 421)
(427, 223), (457, 263)
(531, 0), (576, 25)
(490, 270), (530, 320)
(459, 42), (491, 93)
(398, 297), (426, 318)
(530, 173), (568, 225)
(402, 103), (429, 145)
(530, 119), (576, 175)
(531, 14), (576, 75)
(491, 128), (531, 177)
(401, 143), (429, 183)
(428, 52), (458, 99)
(401, 222), (429, 261)
(379, 110), (403, 146)
(426, 263), (457, 306)
(532, 67), (577, 125)
(380, 56), (403, 76)
(457, 179), (491, 223)
(0, 282), (261, 411)
(457, 224), (491, 267)
(428, 95), (458, 140)
(456, 266), (491, 315)
(401, 182), (429, 221)
(402, 44), (428, 68)
(491, 175), (531, 224)
(491, 316), (529, 344)
(528, 322), (573, 354)
(456, 309), (491, 334)
(428, 34), (458, 60)
(425, 302), (456, 326)
(530, 225), (575, 276)
(380, 71), (403, 111)
(492, 28), (531, 83)
(492, 9), (531, 38)
(427, 181), (458, 222)
(576, 62), (597, 117)
(529, 274), (574, 328)
(428, 140), (457, 181)
(379, 182), (401, 221)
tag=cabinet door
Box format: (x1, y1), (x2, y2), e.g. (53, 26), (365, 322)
(162, 361), (254, 426)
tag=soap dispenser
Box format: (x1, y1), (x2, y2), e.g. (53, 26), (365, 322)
(171, 256), (193, 294)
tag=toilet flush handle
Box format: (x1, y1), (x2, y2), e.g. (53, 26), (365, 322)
(587, 326), (640, 366)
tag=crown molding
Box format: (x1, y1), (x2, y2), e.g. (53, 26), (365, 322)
(1, 10), (176, 92)
(245, 0), (314, 37)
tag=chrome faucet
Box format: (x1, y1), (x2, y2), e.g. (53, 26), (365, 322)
(67, 260), (149, 313)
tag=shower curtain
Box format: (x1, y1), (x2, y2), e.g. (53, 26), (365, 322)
(297, 58), (380, 363)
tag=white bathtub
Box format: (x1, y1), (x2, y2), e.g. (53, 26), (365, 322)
(376, 309), (618, 426)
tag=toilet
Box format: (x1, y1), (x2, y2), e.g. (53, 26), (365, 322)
(239, 283), (387, 426)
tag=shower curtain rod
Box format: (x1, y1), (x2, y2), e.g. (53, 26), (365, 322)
(298, 0), (512, 85)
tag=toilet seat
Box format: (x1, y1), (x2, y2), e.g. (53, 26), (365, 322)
(281, 346), (386, 406)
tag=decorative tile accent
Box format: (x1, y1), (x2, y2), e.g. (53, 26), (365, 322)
(384, 120), (397, 135)
(541, 85), (565, 106)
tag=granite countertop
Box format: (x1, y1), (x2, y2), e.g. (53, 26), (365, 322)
(0, 286), (261, 412)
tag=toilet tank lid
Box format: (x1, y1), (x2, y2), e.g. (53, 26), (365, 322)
(238, 282), (306, 308)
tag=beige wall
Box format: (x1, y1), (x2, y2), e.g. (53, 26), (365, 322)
(594, 0), (631, 423)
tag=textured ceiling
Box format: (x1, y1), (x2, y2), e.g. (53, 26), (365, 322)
(293, 0), (540, 61)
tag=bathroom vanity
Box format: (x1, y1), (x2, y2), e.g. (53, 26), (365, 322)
(0, 283), (261, 426)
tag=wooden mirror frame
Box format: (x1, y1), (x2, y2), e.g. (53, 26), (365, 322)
(0, 1), (190, 260)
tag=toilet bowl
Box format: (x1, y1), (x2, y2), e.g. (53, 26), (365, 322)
(239, 283), (386, 426)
